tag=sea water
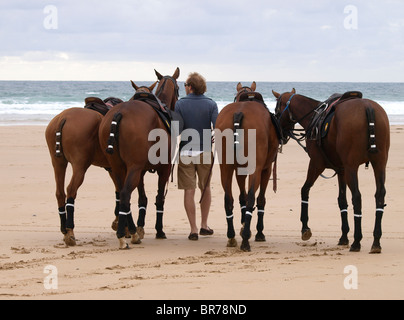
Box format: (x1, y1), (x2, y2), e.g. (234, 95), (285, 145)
(0, 81), (403, 126)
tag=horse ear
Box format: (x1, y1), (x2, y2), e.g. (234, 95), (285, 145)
(292, 88), (296, 94)
(251, 81), (257, 92)
(272, 90), (281, 99)
(131, 80), (139, 90)
(149, 81), (158, 92)
(172, 67), (180, 80)
(155, 69), (163, 80)
(237, 82), (243, 91)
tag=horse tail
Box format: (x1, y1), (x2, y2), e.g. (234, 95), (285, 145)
(55, 118), (67, 158)
(106, 112), (123, 155)
(233, 112), (244, 148)
(365, 106), (378, 154)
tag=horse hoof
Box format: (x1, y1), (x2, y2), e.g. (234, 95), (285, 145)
(240, 224), (245, 237)
(156, 231), (167, 239)
(338, 237), (349, 246)
(119, 238), (130, 250)
(137, 227), (145, 240)
(301, 229), (312, 241)
(131, 233), (142, 245)
(255, 233), (266, 242)
(350, 243), (361, 252)
(111, 219), (118, 232)
(370, 245), (382, 254)
(64, 230), (76, 246)
(227, 238), (238, 248)
(240, 240), (251, 252)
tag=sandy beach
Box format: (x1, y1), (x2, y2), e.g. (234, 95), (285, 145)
(0, 124), (403, 300)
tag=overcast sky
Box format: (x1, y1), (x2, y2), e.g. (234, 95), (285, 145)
(0, 0), (403, 82)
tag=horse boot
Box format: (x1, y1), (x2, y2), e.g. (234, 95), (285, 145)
(65, 198), (77, 246)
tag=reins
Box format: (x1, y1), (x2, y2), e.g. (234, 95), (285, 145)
(277, 94), (339, 179)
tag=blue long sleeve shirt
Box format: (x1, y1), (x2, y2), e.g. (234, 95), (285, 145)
(175, 93), (218, 153)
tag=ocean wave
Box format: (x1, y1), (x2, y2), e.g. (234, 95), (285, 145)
(0, 100), (403, 125)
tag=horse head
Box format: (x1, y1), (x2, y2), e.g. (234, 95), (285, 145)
(129, 81), (158, 100)
(154, 67), (180, 111)
(272, 88), (297, 144)
(235, 82), (257, 102)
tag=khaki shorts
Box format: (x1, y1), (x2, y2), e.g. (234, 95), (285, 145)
(178, 152), (214, 190)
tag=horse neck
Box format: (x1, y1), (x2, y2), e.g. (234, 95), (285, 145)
(156, 78), (178, 111)
(294, 95), (320, 129)
(158, 92), (177, 110)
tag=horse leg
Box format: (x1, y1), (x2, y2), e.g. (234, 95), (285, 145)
(301, 160), (324, 241)
(52, 159), (68, 236)
(136, 172), (148, 239)
(107, 168), (130, 237)
(221, 166), (236, 247)
(345, 167), (363, 252)
(241, 173), (261, 252)
(155, 166), (170, 239)
(337, 173), (350, 246)
(235, 174), (247, 237)
(64, 164), (90, 246)
(370, 164), (387, 254)
(255, 168), (271, 242)
(117, 168), (142, 249)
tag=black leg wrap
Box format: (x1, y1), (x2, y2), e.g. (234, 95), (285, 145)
(137, 207), (147, 228)
(66, 198), (75, 230)
(59, 206), (67, 235)
(114, 192), (120, 217)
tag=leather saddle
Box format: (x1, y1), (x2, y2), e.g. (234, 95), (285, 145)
(237, 92), (266, 106)
(84, 97), (123, 116)
(307, 91), (363, 143)
(132, 92), (183, 135)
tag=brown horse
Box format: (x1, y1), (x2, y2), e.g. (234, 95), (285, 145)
(45, 82), (156, 246)
(215, 82), (279, 252)
(99, 68), (180, 249)
(272, 89), (390, 253)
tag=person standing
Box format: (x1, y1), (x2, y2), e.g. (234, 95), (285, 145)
(175, 72), (218, 241)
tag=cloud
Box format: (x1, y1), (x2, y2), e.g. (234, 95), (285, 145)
(0, 0), (403, 81)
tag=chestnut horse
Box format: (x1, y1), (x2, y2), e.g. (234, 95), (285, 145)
(99, 68), (180, 249)
(272, 89), (390, 253)
(45, 82), (157, 246)
(215, 82), (279, 252)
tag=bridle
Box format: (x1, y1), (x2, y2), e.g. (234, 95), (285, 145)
(234, 86), (254, 102)
(155, 76), (180, 108)
(275, 93), (315, 151)
(275, 93), (339, 179)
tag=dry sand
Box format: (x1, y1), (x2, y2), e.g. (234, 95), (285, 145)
(0, 125), (403, 300)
